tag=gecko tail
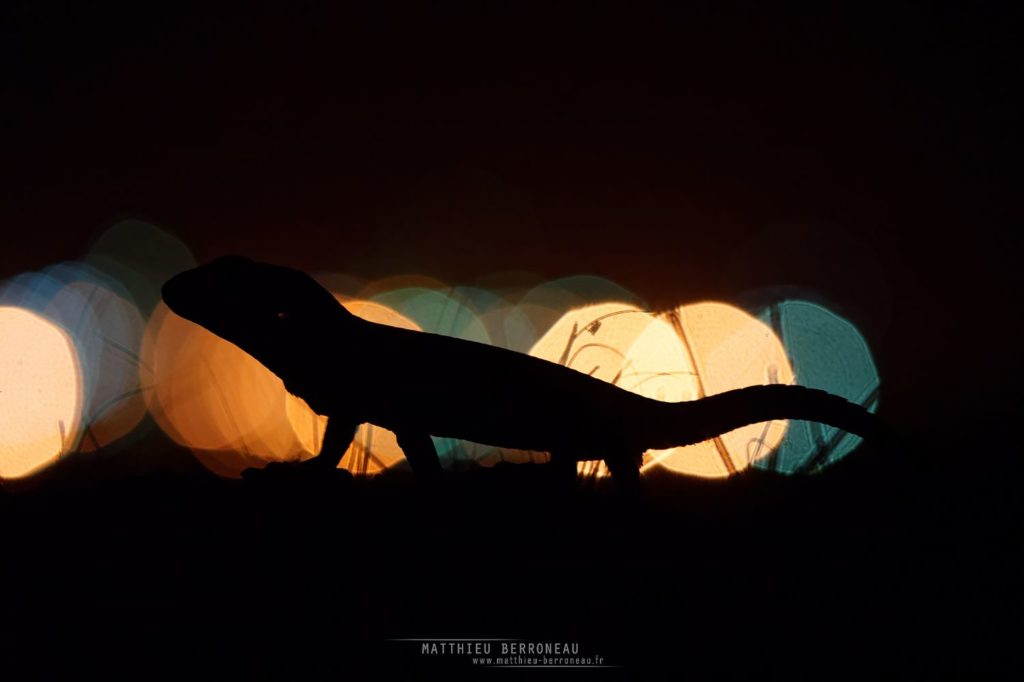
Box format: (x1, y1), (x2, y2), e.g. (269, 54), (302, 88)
(652, 384), (885, 450)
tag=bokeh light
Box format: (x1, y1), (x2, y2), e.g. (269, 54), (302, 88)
(517, 276), (646, 352)
(0, 271), (98, 455)
(141, 301), (302, 477)
(529, 302), (659, 384)
(526, 301), (793, 478)
(41, 262), (148, 451)
(0, 307), (84, 479)
(0, 230), (879, 484)
(370, 286), (491, 345)
(85, 219), (197, 317)
(645, 302), (794, 478)
(754, 300), (879, 474)
(471, 270), (548, 352)
(313, 272), (367, 303)
(357, 273), (449, 299)
(477, 302), (544, 354)
(526, 302), (664, 472)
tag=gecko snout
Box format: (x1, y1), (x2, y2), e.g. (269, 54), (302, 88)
(160, 271), (189, 313)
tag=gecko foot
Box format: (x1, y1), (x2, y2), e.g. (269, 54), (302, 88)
(241, 458), (353, 486)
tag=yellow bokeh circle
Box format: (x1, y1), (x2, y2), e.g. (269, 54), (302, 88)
(0, 307), (84, 480)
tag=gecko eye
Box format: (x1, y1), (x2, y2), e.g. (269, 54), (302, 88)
(275, 310), (290, 321)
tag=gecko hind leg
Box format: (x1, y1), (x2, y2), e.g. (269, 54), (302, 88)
(311, 416), (359, 469)
(396, 430), (444, 480)
(241, 415), (357, 483)
(547, 451), (579, 483)
(603, 449), (643, 492)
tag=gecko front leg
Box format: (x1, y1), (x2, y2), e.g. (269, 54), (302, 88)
(241, 415), (358, 481)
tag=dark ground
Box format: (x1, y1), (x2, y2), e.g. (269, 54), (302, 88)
(2, 417), (1019, 677)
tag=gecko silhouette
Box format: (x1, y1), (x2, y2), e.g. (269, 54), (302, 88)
(162, 256), (886, 485)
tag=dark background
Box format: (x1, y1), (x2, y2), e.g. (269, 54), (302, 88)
(1, 1), (1020, 676)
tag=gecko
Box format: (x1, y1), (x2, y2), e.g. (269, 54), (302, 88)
(161, 256), (887, 485)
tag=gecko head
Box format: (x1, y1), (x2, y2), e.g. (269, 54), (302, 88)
(162, 255), (355, 374)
